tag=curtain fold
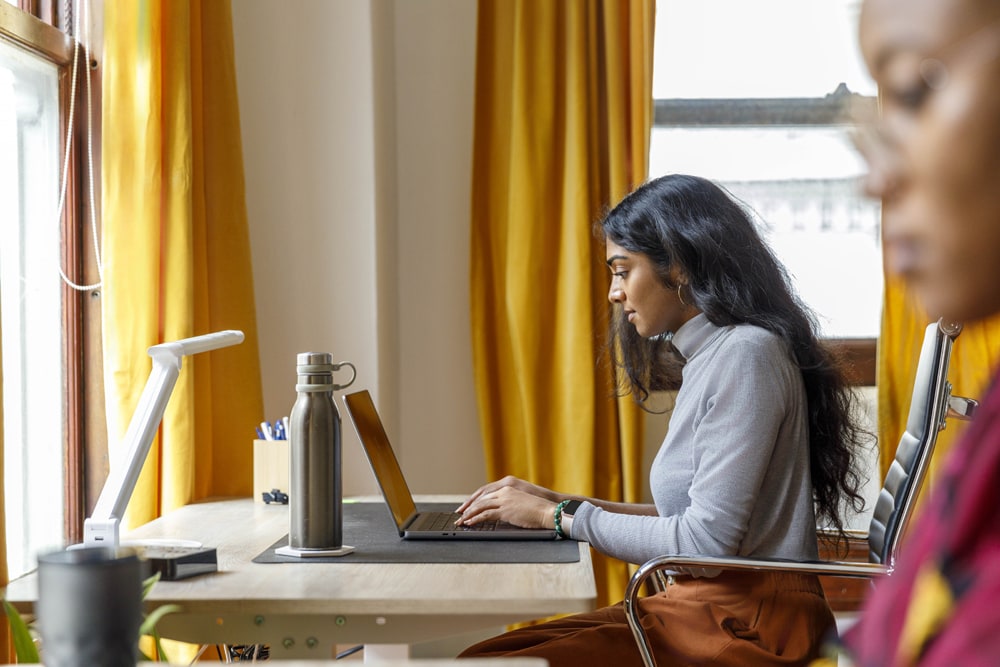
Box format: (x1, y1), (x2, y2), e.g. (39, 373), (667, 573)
(470, 0), (654, 608)
(102, 0), (263, 529)
(878, 274), (1000, 488)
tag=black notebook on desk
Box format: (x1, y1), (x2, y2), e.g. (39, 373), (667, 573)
(342, 390), (558, 541)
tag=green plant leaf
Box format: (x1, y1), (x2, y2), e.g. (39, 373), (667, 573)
(2, 567), (180, 663)
(152, 629), (170, 662)
(142, 571), (161, 599)
(139, 570), (182, 662)
(3, 599), (41, 663)
(139, 603), (181, 637)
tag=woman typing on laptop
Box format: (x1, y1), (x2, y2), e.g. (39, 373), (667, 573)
(455, 174), (869, 666)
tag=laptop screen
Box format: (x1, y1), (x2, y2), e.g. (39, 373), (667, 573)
(343, 390), (419, 530)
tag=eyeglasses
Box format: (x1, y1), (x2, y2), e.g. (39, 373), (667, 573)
(850, 15), (1000, 176)
(918, 14), (1000, 90)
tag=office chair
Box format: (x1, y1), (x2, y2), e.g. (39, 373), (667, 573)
(623, 319), (978, 667)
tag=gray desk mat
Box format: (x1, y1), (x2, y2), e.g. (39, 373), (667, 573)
(253, 502), (579, 564)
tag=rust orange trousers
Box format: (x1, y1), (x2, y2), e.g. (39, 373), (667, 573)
(459, 570), (835, 667)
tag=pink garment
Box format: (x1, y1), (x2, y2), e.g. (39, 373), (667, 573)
(844, 373), (1000, 666)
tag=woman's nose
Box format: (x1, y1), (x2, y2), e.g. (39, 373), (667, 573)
(851, 116), (904, 202)
(608, 287), (624, 303)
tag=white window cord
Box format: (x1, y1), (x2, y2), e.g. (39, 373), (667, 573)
(58, 0), (103, 293)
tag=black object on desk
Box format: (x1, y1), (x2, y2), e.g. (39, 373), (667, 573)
(253, 502), (580, 565)
(138, 545), (219, 580)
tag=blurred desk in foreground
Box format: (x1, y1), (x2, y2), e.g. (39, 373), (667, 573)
(5, 497), (594, 661)
(0, 662), (548, 666)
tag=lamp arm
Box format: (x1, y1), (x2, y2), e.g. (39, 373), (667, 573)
(82, 330), (245, 547)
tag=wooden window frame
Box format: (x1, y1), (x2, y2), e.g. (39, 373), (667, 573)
(1, 0), (104, 544)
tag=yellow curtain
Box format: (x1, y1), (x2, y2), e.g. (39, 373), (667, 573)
(470, 0), (654, 608)
(102, 1), (263, 528)
(878, 274), (1000, 487)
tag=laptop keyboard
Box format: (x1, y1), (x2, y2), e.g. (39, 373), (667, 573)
(414, 511), (516, 532)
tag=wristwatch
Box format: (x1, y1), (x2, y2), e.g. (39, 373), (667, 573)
(554, 500), (583, 538)
(562, 500), (582, 517)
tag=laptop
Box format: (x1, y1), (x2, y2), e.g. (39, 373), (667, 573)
(342, 390), (558, 540)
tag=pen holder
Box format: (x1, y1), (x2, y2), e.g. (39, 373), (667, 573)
(253, 439), (289, 503)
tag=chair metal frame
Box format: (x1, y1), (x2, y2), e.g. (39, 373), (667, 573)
(623, 319), (977, 667)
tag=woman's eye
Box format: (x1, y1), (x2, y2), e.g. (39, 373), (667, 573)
(887, 82), (930, 110)
(613, 271), (628, 279)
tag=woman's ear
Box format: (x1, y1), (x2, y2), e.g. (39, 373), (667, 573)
(666, 266), (689, 288)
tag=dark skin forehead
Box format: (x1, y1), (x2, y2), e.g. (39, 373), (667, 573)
(859, 0), (998, 72)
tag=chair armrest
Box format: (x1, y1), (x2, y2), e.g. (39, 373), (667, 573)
(629, 554), (885, 586)
(947, 395), (978, 420)
(624, 555), (886, 667)
(817, 527), (869, 541)
(814, 530), (877, 611)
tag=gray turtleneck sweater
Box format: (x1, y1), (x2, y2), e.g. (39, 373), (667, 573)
(570, 313), (819, 565)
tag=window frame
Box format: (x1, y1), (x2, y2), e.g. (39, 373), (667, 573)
(1, 0), (103, 545)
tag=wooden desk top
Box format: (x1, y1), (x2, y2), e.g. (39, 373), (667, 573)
(5, 497), (595, 657)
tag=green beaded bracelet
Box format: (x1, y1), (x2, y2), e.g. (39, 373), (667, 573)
(553, 499), (571, 538)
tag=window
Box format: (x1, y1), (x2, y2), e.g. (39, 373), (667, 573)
(651, 0), (880, 375)
(1, 1), (99, 579)
(0, 31), (67, 581)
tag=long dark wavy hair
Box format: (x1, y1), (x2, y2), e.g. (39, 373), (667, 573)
(600, 174), (868, 538)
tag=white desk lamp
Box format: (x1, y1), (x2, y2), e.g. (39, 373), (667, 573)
(82, 330), (245, 549)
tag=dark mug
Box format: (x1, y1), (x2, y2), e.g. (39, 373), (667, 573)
(36, 547), (143, 667)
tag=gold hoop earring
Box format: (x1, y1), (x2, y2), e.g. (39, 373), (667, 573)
(677, 284), (688, 307)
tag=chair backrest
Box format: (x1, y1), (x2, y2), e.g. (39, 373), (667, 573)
(867, 320), (963, 570)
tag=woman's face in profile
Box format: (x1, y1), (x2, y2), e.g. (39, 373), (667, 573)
(605, 240), (695, 338)
(859, 0), (1000, 323)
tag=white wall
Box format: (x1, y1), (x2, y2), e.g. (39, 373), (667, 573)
(392, 2), (483, 492)
(231, 1), (483, 496)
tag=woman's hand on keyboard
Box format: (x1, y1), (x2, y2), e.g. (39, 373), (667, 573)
(456, 482), (558, 530)
(457, 475), (559, 513)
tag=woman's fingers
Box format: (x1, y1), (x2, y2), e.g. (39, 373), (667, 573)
(456, 477), (518, 512)
(457, 489), (504, 524)
(458, 487), (547, 529)
(456, 476), (535, 517)
(456, 484), (492, 513)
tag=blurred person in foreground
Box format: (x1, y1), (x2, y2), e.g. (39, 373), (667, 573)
(829, 0), (1000, 665)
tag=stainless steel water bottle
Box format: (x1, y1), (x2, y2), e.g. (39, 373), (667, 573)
(283, 352), (355, 555)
